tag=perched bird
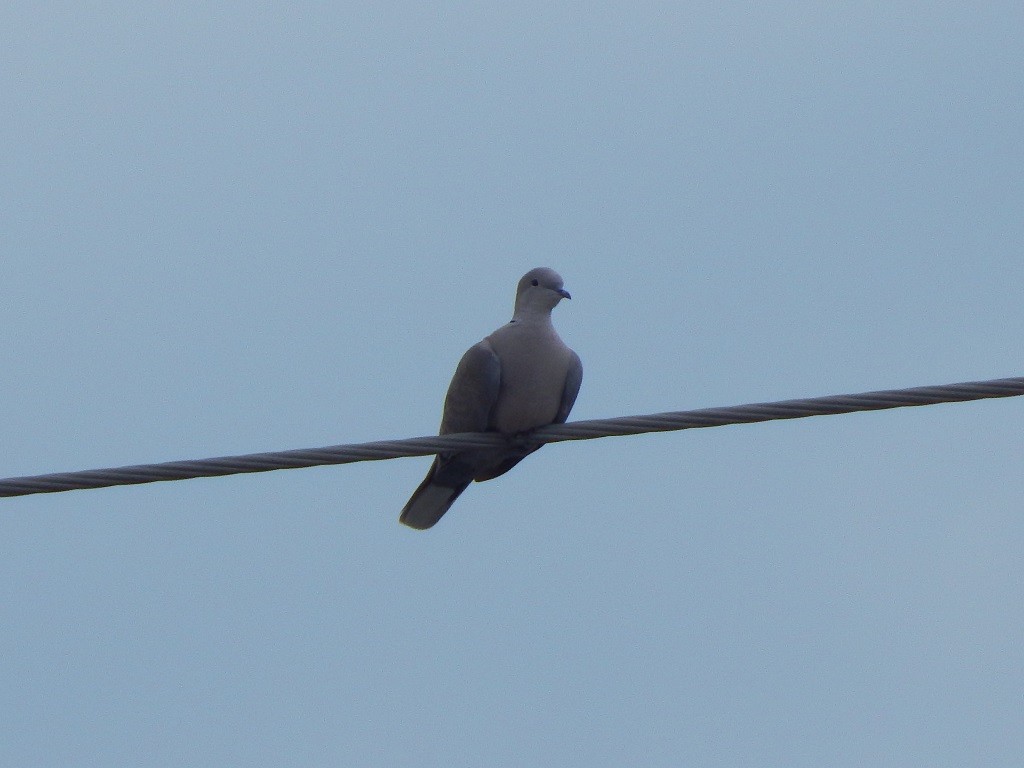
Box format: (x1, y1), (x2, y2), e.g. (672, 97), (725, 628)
(400, 267), (582, 530)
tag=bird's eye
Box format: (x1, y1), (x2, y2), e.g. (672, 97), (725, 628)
(531, 279), (539, 286)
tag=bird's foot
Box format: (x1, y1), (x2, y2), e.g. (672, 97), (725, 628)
(508, 430), (543, 453)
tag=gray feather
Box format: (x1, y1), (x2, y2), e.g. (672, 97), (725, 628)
(400, 268), (581, 530)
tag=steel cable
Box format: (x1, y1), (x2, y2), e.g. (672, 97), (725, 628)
(2, 376), (1022, 498)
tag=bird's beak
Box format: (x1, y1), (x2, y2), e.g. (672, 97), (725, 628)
(558, 288), (572, 300)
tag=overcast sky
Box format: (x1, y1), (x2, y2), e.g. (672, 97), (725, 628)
(2, 2), (1023, 766)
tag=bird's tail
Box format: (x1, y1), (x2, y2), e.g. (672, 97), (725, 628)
(399, 463), (471, 530)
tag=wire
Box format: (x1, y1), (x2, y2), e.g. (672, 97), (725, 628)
(2, 376), (1022, 498)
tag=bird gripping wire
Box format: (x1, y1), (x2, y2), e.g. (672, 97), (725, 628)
(1, 376), (1022, 498)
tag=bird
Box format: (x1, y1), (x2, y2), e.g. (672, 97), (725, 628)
(400, 267), (582, 530)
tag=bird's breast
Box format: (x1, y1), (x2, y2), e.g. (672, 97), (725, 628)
(487, 328), (573, 434)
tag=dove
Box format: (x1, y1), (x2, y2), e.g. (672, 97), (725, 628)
(400, 267), (582, 530)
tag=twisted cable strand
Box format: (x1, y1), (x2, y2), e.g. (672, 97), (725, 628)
(2, 376), (1022, 498)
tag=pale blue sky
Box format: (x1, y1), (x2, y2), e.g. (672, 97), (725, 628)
(2, 2), (1023, 766)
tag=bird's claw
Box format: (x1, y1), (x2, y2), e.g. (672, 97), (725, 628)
(508, 430), (542, 452)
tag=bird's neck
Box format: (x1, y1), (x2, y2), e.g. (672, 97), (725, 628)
(511, 307), (554, 325)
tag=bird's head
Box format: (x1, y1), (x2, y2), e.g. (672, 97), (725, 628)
(513, 267), (571, 317)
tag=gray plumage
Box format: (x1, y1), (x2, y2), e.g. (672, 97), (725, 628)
(400, 267), (582, 530)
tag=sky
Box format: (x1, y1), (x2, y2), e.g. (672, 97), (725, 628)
(2, 2), (1023, 765)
